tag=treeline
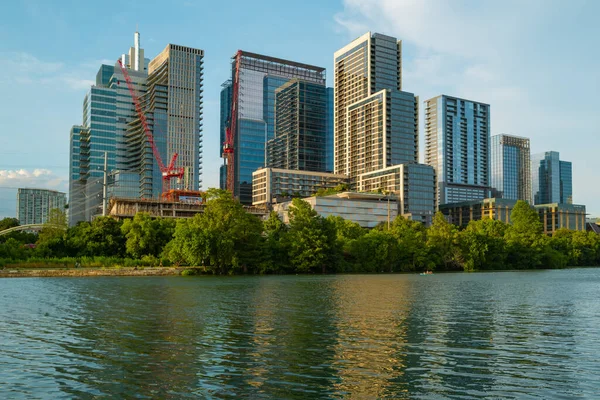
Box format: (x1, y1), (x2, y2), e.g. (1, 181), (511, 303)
(2, 189), (600, 273)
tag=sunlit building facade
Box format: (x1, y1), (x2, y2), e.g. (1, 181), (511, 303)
(17, 188), (66, 225)
(424, 95), (491, 206)
(491, 134), (531, 203)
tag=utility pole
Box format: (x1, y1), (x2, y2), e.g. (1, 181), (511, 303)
(387, 192), (391, 230)
(102, 151), (108, 216)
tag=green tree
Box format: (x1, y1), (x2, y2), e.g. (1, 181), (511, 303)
(121, 213), (175, 258)
(36, 209), (68, 257)
(459, 219), (508, 271)
(284, 198), (336, 273)
(67, 217), (125, 257)
(263, 211), (289, 273)
(349, 229), (400, 273)
(427, 212), (460, 270)
(504, 201), (546, 269)
(389, 216), (429, 272)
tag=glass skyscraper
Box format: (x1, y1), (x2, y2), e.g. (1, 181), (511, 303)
(266, 79), (328, 172)
(221, 51), (326, 204)
(424, 95), (491, 206)
(491, 134), (531, 203)
(531, 151), (572, 205)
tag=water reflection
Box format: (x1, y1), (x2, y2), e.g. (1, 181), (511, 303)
(1, 270), (600, 398)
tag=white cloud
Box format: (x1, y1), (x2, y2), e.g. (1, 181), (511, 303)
(0, 169), (67, 192)
(0, 52), (99, 91)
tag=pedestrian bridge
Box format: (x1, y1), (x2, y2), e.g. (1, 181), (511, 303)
(0, 224), (66, 236)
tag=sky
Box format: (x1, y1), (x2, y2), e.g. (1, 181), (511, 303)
(0, 0), (599, 218)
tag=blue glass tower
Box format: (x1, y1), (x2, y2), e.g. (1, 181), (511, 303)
(531, 151), (572, 205)
(490, 134), (531, 202)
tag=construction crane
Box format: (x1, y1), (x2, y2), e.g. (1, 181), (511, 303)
(117, 59), (184, 195)
(223, 50), (243, 195)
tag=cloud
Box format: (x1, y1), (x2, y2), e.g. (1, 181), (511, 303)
(0, 52), (98, 91)
(0, 169), (67, 192)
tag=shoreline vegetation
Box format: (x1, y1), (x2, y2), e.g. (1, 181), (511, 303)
(2, 189), (600, 275)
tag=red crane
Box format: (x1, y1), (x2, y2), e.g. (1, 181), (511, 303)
(223, 50), (242, 195)
(117, 59), (184, 195)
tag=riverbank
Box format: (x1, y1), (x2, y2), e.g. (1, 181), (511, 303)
(0, 267), (188, 278)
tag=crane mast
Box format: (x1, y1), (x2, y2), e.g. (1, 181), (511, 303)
(117, 59), (184, 196)
(223, 50), (242, 196)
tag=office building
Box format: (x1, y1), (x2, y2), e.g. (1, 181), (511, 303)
(531, 151), (572, 205)
(267, 79), (328, 172)
(357, 163), (436, 225)
(536, 203), (586, 234)
(126, 43), (204, 198)
(68, 32), (149, 226)
(221, 51), (326, 204)
(17, 188), (66, 225)
(334, 32), (419, 178)
(424, 95), (491, 205)
(491, 134), (531, 202)
(252, 167), (348, 206)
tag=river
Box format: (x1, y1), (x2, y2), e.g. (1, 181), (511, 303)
(1, 269), (599, 398)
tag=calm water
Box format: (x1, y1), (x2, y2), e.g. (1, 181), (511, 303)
(1, 270), (599, 399)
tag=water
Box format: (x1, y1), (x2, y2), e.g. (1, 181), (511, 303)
(1, 270), (599, 399)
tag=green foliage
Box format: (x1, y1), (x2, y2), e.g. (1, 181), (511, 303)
(121, 213), (175, 258)
(314, 183), (350, 197)
(68, 217), (125, 257)
(427, 212), (460, 270)
(458, 219), (508, 271)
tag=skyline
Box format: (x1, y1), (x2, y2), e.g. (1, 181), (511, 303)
(1, 0), (599, 217)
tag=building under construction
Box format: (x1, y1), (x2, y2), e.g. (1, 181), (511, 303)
(220, 51), (327, 204)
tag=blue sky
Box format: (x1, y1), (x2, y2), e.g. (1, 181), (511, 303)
(0, 0), (598, 218)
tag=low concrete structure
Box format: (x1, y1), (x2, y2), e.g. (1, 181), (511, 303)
(273, 192), (398, 228)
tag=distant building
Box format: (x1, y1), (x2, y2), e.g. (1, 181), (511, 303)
(424, 95), (491, 206)
(531, 151), (572, 205)
(491, 134), (531, 203)
(267, 79), (329, 172)
(252, 167), (348, 206)
(273, 192), (399, 228)
(439, 198), (586, 234)
(220, 51), (326, 204)
(17, 188), (66, 225)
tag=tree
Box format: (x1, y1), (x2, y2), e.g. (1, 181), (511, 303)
(263, 211), (289, 273)
(121, 213), (175, 259)
(390, 216), (430, 272)
(67, 217), (125, 257)
(504, 201), (546, 269)
(349, 229), (400, 273)
(459, 219), (508, 271)
(36, 209), (68, 257)
(284, 198), (335, 273)
(427, 212), (460, 270)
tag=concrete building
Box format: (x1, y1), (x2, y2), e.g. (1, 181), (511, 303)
(273, 192), (398, 228)
(267, 79), (329, 172)
(17, 188), (66, 225)
(220, 51), (326, 204)
(252, 167), (348, 206)
(424, 95), (491, 206)
(531, 151), (572, 205)
(357, 163), (436, 225)
(491, 134), (531, 203)
(440, 198), (586, 235)
(334, 32), (419, 178)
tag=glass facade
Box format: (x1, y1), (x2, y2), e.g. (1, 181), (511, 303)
(17, 188), (66, 225)
(424, 95), (490, 206)
(267, 80), (328, 172)
(531, 151), (572, 205)
(222, 51), (326, 204)
(490, 134), (531, 202)
(326, 87), (334, 172)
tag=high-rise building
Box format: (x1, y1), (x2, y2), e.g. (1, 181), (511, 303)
(126, 44), (204, 198)
(17, 188), (66, 225)
(221, 51), (326, 204)
(491, 134), (531, 203)
(334, 32), (419, 178)
(332, 32), (433, 223)
(424, 95), (491, 206)
(325, 87), (334, 173)
(266, 79), (328, 172)
(531, 151), (572, 205)
(68, 32), (148, 226)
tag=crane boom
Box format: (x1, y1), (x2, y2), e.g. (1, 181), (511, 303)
(223, 50), (242, 195)
(117, 59), (184, 194)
